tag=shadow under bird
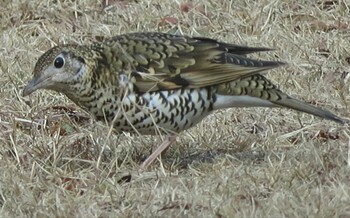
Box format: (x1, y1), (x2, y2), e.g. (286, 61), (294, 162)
(22, 32), (344, 170)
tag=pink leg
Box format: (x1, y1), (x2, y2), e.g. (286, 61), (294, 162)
(140, 135), (177, 170)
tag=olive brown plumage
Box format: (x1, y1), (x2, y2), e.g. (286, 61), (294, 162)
(23, 32), (344, 170)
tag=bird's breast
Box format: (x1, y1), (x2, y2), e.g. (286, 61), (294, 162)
(84, 88), (216, 134)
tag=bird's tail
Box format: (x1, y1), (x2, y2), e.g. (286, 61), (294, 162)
(215, 74), (344, 124)
(271, 95), (344, 124)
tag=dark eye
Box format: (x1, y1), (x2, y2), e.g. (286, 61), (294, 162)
(54, 56), (65, 68)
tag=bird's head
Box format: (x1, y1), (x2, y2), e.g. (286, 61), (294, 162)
(22, 45), (90, 97)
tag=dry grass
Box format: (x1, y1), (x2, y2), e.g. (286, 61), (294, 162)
(1, 0), (350, 217)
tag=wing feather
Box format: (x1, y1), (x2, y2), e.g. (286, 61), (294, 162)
(108, 32), (285, 93)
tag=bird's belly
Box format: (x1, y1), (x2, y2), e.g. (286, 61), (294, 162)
(94, 88), (215, 135)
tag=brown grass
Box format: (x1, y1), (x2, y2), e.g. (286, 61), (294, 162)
(1, 0), (350, 217)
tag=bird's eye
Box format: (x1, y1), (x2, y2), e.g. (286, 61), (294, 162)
(54, 56), (65, 68)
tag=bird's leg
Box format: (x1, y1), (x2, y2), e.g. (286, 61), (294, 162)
(140, 135), (177, 170)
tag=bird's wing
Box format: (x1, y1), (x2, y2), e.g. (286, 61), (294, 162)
(106, 32), (285, 93)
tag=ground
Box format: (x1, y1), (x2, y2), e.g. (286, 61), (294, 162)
(0, 0), (350, 217)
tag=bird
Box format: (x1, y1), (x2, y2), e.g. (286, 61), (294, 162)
(22, 32), (344, 170)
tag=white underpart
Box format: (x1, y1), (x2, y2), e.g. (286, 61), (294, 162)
(213, 94), (277, 110)
(118, 74), (129, 88)
(141, 89), (212, 132)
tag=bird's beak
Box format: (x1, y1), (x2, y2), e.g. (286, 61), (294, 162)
(22, 76), (47, 97)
